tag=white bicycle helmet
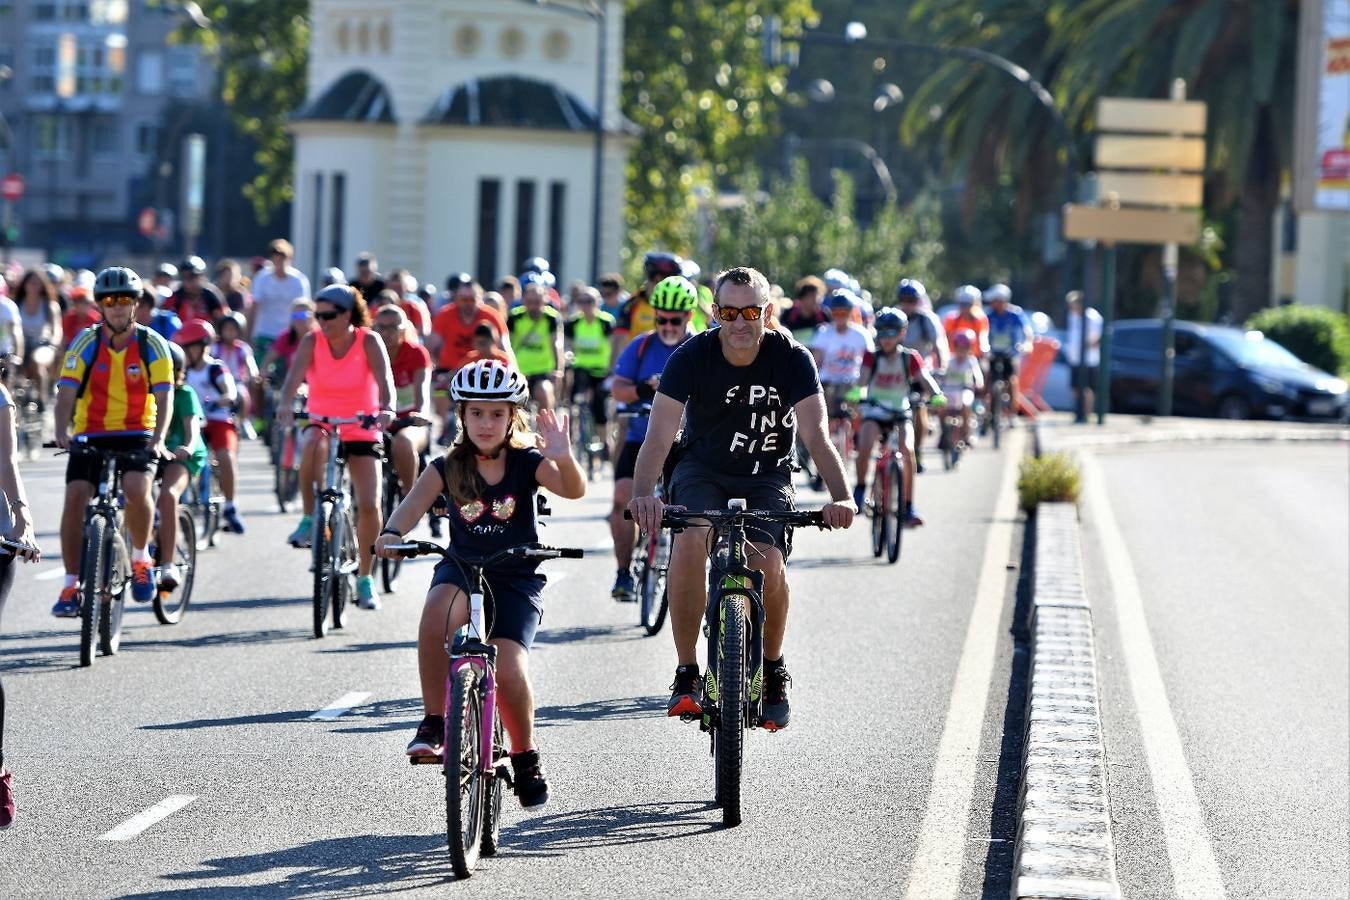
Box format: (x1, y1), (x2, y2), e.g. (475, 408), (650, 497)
(450, 360), (529, 405)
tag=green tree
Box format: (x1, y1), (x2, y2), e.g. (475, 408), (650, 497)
(172, 0), (309, 224)
(621, 0), (816, 264)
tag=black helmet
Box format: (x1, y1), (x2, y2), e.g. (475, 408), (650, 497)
(167, 340), (186, 376)
(94, 266), (144, 299)
(643, 251), (682, 281)
(179, 255), (207, 276)
(521, 256), (551, 275)
(445, 272), (474, 293)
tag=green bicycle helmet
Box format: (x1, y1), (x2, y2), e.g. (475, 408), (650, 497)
(649, 275), (699, 312)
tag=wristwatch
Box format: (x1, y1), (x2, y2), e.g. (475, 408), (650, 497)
(379, 527), (402, 537)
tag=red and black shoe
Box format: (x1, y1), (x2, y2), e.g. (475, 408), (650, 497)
(666, 664), (703, 717)
(759, 658), (792, 731)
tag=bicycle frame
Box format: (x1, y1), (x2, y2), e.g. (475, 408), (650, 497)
(703, 516), (768, 731)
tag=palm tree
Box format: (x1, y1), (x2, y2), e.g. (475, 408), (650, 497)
(901, 0), (1298, 321)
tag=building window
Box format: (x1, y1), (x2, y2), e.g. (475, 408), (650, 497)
(514, 179), (535, 275)
(548, 181), (566, 280)
(91, 118), (119, 156)
(32, 41), (56, 94)
(310, 172), (325, 282)
(135, 122), (158, 156)
(166, 46), (198, 98)
(34, 3), (57, 20)
(34, 115), (72, 158)
(137, 51), (163, 95)
(329, 172), (345, 271)
(89, 0), (127, 26)
(476, 178), (501, 288)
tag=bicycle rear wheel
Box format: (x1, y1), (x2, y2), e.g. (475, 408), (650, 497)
(380, 475), (404, 593)
(78, 517), (106, 668)
(153, 508), (196, 625)
(886, 458), (904, 564)
(445, 666), (486, 877)
(640, 532), (670, 635)
(100, 535), (128, 656)
(481, 715), (506, 857)
(312, 502), (333, 638)
(715, 592), (747, 828)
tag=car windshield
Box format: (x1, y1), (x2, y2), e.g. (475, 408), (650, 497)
(1206, 328), (1308, 370)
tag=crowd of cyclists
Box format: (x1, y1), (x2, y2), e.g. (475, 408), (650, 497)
(0, 244), (1037, 828)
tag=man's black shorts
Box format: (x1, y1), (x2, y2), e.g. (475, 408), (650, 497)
(614, 440), (642, 481)
(667, 457), (796, 557)
(1071, 364), (1099, 390)
(65, 435), (155, 485)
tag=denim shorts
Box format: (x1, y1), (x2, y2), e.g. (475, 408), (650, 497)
(429, 562), (546, 650)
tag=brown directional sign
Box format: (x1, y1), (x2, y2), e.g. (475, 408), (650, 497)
(1096, 98), (1207, 135)
(1095, 135), (1206, 172)
(1096, 172), (1204, 207)
(1063, 204), (1201, 245)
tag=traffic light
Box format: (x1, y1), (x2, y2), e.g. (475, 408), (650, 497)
(2, 224), (18, 244)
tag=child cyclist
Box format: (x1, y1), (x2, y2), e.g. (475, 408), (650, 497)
(154, 342), (208, 591)
(940, 329), (984, 447)
(374, 360), (585, 808)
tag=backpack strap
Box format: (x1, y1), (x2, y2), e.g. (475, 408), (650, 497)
(75, 325), (152, 399)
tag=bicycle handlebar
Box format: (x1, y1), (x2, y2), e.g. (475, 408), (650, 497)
(625, 506), (829, 530)
(375, 540), (585, 565)
(307, 413), (380, 429)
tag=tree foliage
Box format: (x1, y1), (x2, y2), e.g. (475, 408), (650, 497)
(621, 0), (816, 263)
(172, 0), (310, 224)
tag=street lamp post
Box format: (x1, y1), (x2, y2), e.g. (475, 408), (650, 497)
(783, 20), (1082, 308)
(529, 0), (605, 285)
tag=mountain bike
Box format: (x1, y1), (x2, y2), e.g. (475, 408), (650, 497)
(641, 502), (827, 828)
(379, 414), (432, 593)
(393, 540), (584, 877)
(566, 370), (608, 481)
(56, 439), (153, 667)
(307, 415), (371, 638)
(629, 480), (670, 636)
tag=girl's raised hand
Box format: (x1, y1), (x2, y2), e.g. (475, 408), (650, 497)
(535, 408), (571, 460)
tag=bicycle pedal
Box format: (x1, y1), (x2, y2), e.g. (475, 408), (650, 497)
(409, 753), (443, 766)
(679, 712), (700, 723)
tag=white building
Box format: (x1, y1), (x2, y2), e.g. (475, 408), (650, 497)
(290, 0), (632, 290)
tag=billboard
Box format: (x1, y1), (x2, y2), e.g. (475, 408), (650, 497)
(1296, 0), (1350, 211)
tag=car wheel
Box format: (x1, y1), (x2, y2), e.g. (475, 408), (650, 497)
(1216, 394), (1252, 420)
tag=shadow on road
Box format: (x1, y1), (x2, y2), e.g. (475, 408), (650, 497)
(532, 623), (644, 645)
(786, 555), (890, 570)
(135, 628), (309, 651)
(187, 595), (310, 612)
(121, 833), (451, 898)
(139, 696), (425, 734)
(318, 640), (417, 655)
(503, 800), (719, 854)
(534, 694), (666, 727)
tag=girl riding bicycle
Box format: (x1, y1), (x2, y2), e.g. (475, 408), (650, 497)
(374, 360), (584, 808)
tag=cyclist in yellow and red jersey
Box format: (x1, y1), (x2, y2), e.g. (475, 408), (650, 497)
(51, 267), (176, 616)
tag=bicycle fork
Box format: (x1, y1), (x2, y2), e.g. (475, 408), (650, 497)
(700, 568), (767, 739)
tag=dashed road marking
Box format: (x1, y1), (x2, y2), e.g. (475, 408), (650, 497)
(309, 691), (372, 720)
(34, 566), (66, 582)
(904, 429), (1023, 899)
(1081, 453), (1226, 899)
(98, 795), (197, 841)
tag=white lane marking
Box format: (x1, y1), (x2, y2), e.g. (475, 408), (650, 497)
(98, 795), (196, 841)
(309, 691), (372, 721)
(34, 566), (67, 582)
(904, 429), (1023, 899)
(1080, 453), (1226, 899)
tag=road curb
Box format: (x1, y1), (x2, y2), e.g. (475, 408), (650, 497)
(1011, 503), (1121, 900)
(1032, 418), (1348, 455)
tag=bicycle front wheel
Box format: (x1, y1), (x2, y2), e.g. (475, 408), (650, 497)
(991, 389), (1003, 449)
(312, 502), (333, 638)
(78, 517), (107, 668)
(640, 533), (669, 636)
(100, 535), (128, 656)
(332, 505), (356, 631)
(153, 508), (196, 625)
(870, 463), (886, 558)
(445, 666), (486, 877)
(886, 458), (904, 564)
(481, 714), (506, 857)
(380, 477), (403, 593)
(715, 592), (747, 828)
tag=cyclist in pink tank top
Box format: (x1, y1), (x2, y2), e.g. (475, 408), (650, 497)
(276, 284), (395, 609)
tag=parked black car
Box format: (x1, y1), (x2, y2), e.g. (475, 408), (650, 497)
(1108, 319), (1349, 420)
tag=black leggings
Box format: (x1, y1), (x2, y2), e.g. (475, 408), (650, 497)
(0, 554), (14, 768)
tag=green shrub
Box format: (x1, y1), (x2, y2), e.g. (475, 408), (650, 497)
(1245, 305), (1350, 377)
(1018, 452), (1081, 513)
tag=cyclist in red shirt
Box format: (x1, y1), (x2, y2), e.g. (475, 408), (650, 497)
(374, 304), (431, 498)
(427, 275), (512, 445)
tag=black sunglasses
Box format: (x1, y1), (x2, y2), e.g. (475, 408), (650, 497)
(655, 314), (685, 326)
(314, 309), (345, 321)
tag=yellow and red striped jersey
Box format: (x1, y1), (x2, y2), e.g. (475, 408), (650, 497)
(59, 325), (174, 437)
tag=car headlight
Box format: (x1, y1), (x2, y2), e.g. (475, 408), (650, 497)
(1316, 378), (1348, 395)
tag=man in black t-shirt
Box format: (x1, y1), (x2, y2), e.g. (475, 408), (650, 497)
(628, 266), (856, 731)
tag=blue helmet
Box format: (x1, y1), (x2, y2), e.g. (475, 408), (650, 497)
(895, 278), (928, 302)
(874, 308), (907, 334)
(824, 289), (859, 312)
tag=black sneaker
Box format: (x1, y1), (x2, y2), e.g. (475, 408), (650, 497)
(406, 714), (444, 759)
(760, 658), (792, 731)
(510, 749), (549, 808)
(667, 664), (703, 717)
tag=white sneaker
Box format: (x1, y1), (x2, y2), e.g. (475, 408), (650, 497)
(157, 564), (183, 591)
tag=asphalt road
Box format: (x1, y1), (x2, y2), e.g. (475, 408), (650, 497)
(0, 432), (1026, 898)
(1080, 442), (1350, 899)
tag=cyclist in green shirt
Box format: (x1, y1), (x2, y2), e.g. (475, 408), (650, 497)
(507, 274), (564, 410)
(155, 342), (208, 592)
(563, 286), (615, 436)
